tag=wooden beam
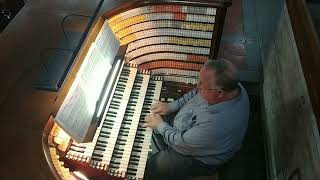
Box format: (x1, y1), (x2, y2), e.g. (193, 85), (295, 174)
(210, 7), (227, 59)
(286, 0), (320, 126)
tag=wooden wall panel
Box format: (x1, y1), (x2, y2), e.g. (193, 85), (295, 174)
(262, 4), (320, 180)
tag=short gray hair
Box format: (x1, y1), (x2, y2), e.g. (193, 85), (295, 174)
(204, 59), (240, 92)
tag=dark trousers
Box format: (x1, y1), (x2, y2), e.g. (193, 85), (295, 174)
(144, 132), (221, 180)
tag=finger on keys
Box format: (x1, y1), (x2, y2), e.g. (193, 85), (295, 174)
(151, 99), (161, 105)
(146, 114), (153, 120)
(153, 99), (160, 103)
(150, 108), (158, 114)
(150, 102), (159, 109)
(150, 105), (161, 113)
(142, 123), (148, 127)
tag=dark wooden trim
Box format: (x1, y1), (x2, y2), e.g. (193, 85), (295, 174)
(210, 7), (227, 59)
(144, 66), (202, 71)
(121, 34), (211, 46)
(127, 50), (209, 62)
(42, 116), (63, 180)
(139, 59), (206, 65)
(286, 0), (320, 124)
(127, 42), (210, 53)
(126, 51), (209, 63)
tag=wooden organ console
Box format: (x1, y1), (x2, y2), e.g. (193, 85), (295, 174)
(43, 0), (231, 179)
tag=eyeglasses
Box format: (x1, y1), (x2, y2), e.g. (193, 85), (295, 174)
(197, 81), (223, 92)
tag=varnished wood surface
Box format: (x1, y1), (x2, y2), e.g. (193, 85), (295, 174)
(286, 0), (320, 128)
(210, 8), (227, 59)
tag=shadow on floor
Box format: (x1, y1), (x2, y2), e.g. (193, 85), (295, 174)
(220, 95), (267, 180)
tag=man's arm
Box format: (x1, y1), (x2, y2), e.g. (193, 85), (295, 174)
(150, 88), (198, 115)
(167, 88), (198, 113)
(156, 120), (215, 156)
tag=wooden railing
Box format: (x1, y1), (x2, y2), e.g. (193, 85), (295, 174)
(286, 0), (320, 128)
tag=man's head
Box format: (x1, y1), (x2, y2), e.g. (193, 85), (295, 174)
(198, 59), (240, 104)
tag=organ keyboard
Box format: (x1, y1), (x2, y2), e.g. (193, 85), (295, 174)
(43, 1), (231, 179)
(47, 63), (164, 179)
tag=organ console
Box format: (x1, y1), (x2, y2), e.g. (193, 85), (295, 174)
(42, 0), (232, 179)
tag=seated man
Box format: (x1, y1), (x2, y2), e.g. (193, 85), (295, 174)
(143, 59), (250, 180)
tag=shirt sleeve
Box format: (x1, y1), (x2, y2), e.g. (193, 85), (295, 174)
(157, 120), (216, 156)
(167, 88), (198, 113)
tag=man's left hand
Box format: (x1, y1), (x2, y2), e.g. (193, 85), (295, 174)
(143, 114), (163, 129)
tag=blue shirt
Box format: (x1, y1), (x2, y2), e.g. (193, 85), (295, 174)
(157, 83), (250, 165)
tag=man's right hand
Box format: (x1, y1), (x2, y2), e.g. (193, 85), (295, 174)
(150, 100), (170, 115)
